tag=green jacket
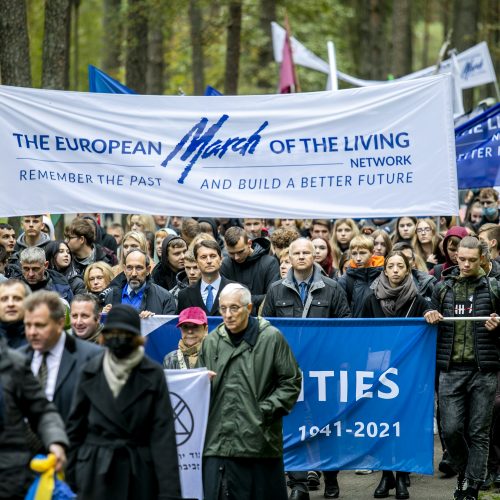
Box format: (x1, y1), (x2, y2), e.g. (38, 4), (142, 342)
(198, 316), (302, 458)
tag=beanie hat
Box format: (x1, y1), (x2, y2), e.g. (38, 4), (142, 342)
(103, 304), (141, 336)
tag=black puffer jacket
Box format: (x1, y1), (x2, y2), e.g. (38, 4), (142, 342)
(489, 259), (500, 279)
(262, 264), (351, 318)
(221, 237), (280, 312)
(337, 265), (384, 317)
(432, 275), (500, 371)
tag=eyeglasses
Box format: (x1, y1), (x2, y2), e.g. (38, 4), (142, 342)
(219, 305), (245, 314)
(416, 227), (432, 234)
(65, 235), (79, 241)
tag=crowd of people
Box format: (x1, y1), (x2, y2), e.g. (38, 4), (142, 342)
(0, 186), (500, 500)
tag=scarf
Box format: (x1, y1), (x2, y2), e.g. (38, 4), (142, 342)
(103, 346), (145, 398)
(349, 255), (385, 269)
(177, 338), (203, 369)
(374, 272), (417, 317)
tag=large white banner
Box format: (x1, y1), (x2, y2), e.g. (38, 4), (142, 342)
(0, 76), (457, 217)
(165, 368), (210, 500)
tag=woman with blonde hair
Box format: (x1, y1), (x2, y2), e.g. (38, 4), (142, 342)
(125, 214), (156, 234)
(330, 218), (359, 269)
(84, 262), (114, 293)
(412, 218), (444, 269)
(112, 230), (150, 276)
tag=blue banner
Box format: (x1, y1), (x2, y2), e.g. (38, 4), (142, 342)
(282, 318), (436, 474)
(456, 103), (500, 189)
(88, 65), (136, 94)
(144, 317), (436, 474)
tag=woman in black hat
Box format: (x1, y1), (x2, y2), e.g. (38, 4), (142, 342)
(66, 304), (182, 500)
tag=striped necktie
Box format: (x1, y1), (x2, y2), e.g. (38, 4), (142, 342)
(38, 351), (49, 391)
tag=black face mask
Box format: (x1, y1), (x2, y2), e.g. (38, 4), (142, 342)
(104, 335), (136, 359)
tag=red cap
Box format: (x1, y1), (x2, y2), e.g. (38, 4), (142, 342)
(177, 307), (208, 327)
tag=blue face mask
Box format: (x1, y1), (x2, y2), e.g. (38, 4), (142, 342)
(483, 207), (498, 218)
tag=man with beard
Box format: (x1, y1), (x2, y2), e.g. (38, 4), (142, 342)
(104, 249), (176, 317)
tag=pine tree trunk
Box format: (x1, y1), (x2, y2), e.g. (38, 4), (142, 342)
(102, 0), (123, 78)
(0, 0), (32, 86)
(42, 0), (72, 89)
(147, 18), (165, 95)
(479, 0), (499, 100)
(256, 0), (276, 92)
(125, 0), (148, 94)
(391, 0), (412, 77)
(358, 0), (387, 80)
(452, 0), (479, 109)
(422, 0), (431, 67)
(189, 0), (204, 95)
(71, 0), (80, 90)
(224, 0), (242, 95)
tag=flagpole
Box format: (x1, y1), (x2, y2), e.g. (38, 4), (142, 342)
(284, 12), (301, 93)
(327, 41), (338, 91)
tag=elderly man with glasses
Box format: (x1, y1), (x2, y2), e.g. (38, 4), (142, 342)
(198, 283), (301, 500)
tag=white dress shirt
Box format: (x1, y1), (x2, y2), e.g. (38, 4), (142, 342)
(200, 276), (221, 307)
(31, 331), (66, 401)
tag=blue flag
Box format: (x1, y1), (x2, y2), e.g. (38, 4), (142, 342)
(456, 103), (500, 189)
(143, 316), (436, 474)
(88, 65), (136, 94)
(204, 85), (223, 96)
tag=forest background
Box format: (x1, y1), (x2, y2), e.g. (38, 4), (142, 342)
(0, 0), (498, 111)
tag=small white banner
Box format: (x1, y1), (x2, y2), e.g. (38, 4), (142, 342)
(399, 41), (497, 90)
(0, 76), (457, 217)
(165, 368), (210, 500)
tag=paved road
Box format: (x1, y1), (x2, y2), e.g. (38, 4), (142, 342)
(297, 436), (500, 500)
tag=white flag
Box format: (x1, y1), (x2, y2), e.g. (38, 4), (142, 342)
(165, 369), (211, 500)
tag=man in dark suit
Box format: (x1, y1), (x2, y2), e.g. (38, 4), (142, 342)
(177, 239), (235, 315)
(21, 290), (102, 422)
